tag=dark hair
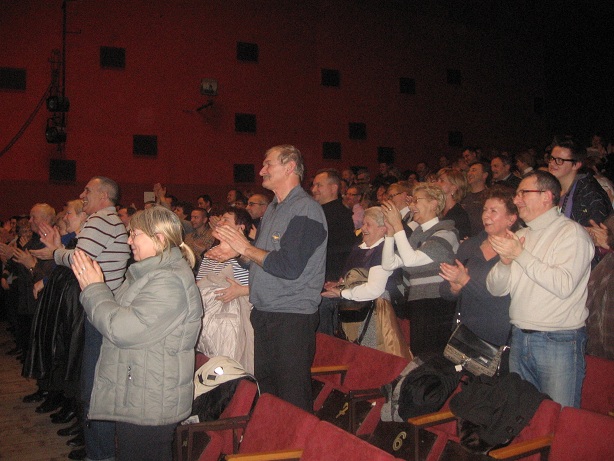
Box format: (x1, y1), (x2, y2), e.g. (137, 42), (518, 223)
(516, 150), (536, 169)
(468, 161), (492, 185)
(125, 206), (137, 217)
(191, 207), (209, 219)
(224, 206), (253, 237)
(492, 154), (513, 167)
(485, 186), (519, 230)
(552, 136), (586, 164)
(525, 170), (561, 205)
(198, 194), (212, 206)
(175, 201), (193, 217)
(315, 168), (342, 187)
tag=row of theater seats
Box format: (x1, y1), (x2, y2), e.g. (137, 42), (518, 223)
(177, 391), (403, 461)
(179, 335), (614, 460)
(399, 354), (614, 461)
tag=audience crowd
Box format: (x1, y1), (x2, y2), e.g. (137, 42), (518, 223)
(1, 136), (614, 460)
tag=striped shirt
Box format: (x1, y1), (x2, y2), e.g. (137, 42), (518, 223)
(54, 206), (130, 293)
(196, 251), (249, 286)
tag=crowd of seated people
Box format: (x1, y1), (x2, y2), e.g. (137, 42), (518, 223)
(1, 135), (614, 460)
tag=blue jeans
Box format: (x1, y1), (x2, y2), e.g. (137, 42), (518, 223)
(509, 325), (586, 408)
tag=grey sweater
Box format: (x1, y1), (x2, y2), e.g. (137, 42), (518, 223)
(249, 186), (327, 314)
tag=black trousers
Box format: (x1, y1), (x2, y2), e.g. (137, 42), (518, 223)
(250, 308), (319, 412)
(116, 421), (176, 461)
(398, 297), (456, 357)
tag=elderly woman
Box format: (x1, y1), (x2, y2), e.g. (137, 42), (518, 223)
(439, 187), (519, 350)
(322, 207), (409, 357)
(436, 167), (471, 240)
(71, 207), (203, 461)
(323, 207), (393, 303)
(381, 183), (459, 355)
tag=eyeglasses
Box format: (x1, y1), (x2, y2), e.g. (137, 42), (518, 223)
(515, 189), (545, 198)
(247, 202), (266, 206)
(547, 154), (575, 166)
(129, 230), (145, 238)
(387, 191), (404, 199)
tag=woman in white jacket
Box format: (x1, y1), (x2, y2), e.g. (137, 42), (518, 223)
(71, 206), (203, 461)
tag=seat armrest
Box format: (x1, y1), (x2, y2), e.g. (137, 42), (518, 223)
(184, 415), (251, 458)
(311, 365), (350, 385)
(225, 449), (303, 461)
(407, 410), (455, 429)
(348, 387), (383, 400)
(407, 410), (456, 461)
(488, 435), (553, 460)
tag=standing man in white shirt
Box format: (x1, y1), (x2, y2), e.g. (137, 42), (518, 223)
(487, 170), (593, 407)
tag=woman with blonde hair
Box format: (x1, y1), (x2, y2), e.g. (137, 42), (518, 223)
(71, 206), (203, 461)
(436, 168), (471, 239)
(381, 183), (459, 355)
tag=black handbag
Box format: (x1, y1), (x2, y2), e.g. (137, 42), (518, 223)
(444, 323), (507, 377)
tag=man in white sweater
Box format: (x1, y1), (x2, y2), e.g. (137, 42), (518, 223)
(486, 170), (593, 408)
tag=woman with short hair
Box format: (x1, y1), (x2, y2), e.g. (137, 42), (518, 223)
(381, 183), (459, 355)
(439, 186), (519, 348)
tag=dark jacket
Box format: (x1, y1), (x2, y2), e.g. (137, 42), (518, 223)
(563, 172), (613, 226)
(322, 198), (356, 280)
(450, 373), (549, 449)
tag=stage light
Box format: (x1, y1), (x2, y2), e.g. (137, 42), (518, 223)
(46, 95), (70, 112)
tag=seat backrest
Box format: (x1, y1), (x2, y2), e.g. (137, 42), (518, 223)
(313, 333), (354, 366)
(549, 406), (614, 461)
(218, 379), (258, 420)
(302, 420), (397, 461)
(509, 399), (561, 445)
(195, 352), (209, 370)
(343, 342), (410, 390)
(198, 379), (258, 459)
(238, 393), (319, 453)
(581, 354), (614, 415)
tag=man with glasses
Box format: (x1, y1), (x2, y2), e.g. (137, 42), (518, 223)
(547, 138), (612, 227)
(487, 170), (593, 408)
(343, 186), (365, 230)
(386, 181), (413, 236)
(246, 193), (270, 233)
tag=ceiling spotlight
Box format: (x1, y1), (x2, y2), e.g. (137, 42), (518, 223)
(46, 95), (70, 112)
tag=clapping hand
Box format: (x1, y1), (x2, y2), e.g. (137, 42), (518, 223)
(381, 200), (402, 235)
(71, 249), (104, 290)
(12, 248), (36, 270)
(488, 230), (525, 265)
(440, 259), (470, 294)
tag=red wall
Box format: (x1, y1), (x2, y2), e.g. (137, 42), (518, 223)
(0, 0), (546, 218)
